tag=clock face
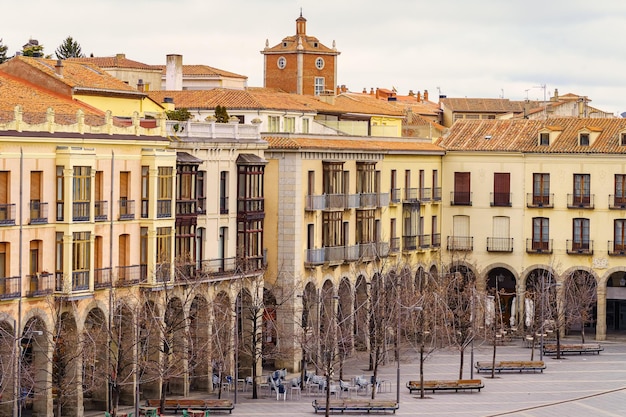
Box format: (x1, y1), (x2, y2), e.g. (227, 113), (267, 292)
(315, 57), (325, 70)
(277, 57), (286, 69)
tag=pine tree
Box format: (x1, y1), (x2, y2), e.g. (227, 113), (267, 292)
(55, 36), (84, 59)
(0, 38), (8, 63)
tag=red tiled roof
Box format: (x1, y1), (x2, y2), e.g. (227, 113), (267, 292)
(0, 71), (104, 115)
(2, 56), (141, 93)
(69, 55), (159, 71)
(440, 98), (525, 113)
(437, 118), (626, 154)
(153, 64), (247, 79)
(266, 135), (444, 153)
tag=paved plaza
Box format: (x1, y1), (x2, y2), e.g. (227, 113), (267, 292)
(215, 336), (625, 417)
(107, 335), (625, 417)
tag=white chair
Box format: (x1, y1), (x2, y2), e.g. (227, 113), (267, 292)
(243, 376), (253, 392)
(270, 377), (286, 401)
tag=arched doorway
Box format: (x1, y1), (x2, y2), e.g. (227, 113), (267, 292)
(487, 267), (517, 329)
(189, 296), (210, 392)
(606, 272), (626, 333)
(83, 308), (108, 411)
(563, 270), (597, 342)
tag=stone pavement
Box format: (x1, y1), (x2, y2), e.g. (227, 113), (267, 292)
(105, 335), (626, 417)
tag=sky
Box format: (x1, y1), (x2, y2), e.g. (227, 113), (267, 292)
(2, 0), (626, 115)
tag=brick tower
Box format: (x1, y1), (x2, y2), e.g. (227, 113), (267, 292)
(261, 13), (340, 95)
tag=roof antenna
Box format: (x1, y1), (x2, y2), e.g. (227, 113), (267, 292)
(300, 7), (303, 17)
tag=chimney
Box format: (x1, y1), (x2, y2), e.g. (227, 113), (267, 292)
(417, 91), (422, 102)
(162, 97), (175, 111)
(55, 59), (64, 77)
(137, 79), (145, 92)
(115, 53), (126, 61)
(408, 90), (414, 97)
(363, 88), (367, 94)
(165, 54), (183, 91)
(424, 90), (429, 101)
(341, 85), (347, 93)
(370, 88), (374, 95)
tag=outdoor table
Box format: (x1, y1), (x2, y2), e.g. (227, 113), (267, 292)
(139, 406), (158, 416)
(187, 409), (205, 417)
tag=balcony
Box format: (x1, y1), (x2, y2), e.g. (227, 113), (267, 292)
(608, 241), (626, 256)
(376, 241), (390, 258)
(567, 194), (594, 209)
(197, 196), (207, 214)
(566, 239), (593, 255)
(304, 243), (388, 267)
(29, 201), (48, 224)
(94, 267), (112, 289)
(115, 265), (144, 286)
(450, 192), (472, 206)
(94, 200), (108, 221)
(432, 187), (442, 203)
(609, 195), (626, 210)
(404, 188), (431, 204)
(119, 199), (135, 220)
(0, 203), (16, 225)
(199, 256), (237, 275)
(326, 194), (345, 210)
(403, 235), (418, 251)
(526, 193), (554, 208)
(418, 234), (431, 249)
(431, 233), (441, 248)
(526, 239), (553, 254)
(26, 273), (54, 297)
(72, 201), (90, 222)
(390, 188), (401, 204)
(345, 194), (360, 209)
(447, 236), (473, 251)
(490, 192), (512, 207)
(305, 248), (325, 267)
(377, 192), (390, 207)
(155, 263), (171, 282)
(360, 193), (378, 208)
(72, 271), (89, 291)
(487, 237), (514, 252)
(389, 237), (401, 254)
(0, 276), (21, 299)
(176, 200), (197, 218)
(157, 199), (172, 218)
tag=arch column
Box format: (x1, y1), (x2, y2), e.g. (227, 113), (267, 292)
(596, 285), (607, 341)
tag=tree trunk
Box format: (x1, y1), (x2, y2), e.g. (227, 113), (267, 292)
(459, 348), (464, 380)
(419, 343), (425, 399)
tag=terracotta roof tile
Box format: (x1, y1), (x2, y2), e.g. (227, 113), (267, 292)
(266, 135), (444, 153)
(0, 72), (104, 116)
(2, 56), (140, 93)
(153, 64), (247, 79)
(264, 34), (337, 55)
(440, 97), (525, 113)
(69, 55), (159, 71)
(437, 118), (626, 154)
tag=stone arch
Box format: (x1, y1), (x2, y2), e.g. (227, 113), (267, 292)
(189, 295), (210, 393)
(262, 288), (278, 369)
(52, 310), (80, 417)
(0, 317), (16, 416)
(211, 291), (232, 395)
(353, 275), (369, 352)
(337, 276), (353, 374)
(301, 281), (319, 366)
(562, 269), (598, 340)
(21, 315), (50, 417)
(483, 265), (518, 329)
(522, 267), (558, 336)
(110, 301), (135, 409)
(138, 300), (163, 400)
(82, 307), (108, 412)
(164, 296), (187, 396)
(602, 266), (626, 335)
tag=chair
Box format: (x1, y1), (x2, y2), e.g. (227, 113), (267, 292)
(222, 375), (233, 392)
(243, 376), (253, 392)
(104, 412), (111, 417)
(270, 376), (286, 401)
(182, 410), (189, 417)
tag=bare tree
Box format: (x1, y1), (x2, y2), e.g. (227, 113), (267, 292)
(563, 271), (597, 343)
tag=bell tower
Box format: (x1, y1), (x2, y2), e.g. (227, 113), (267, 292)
(261, 13), (340, 95)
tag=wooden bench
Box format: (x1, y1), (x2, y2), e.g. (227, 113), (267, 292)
(406, 379), (483, 393)
(475, 360), (546, 373)
(145, 398), (234, 414)
(312, 399), (399, 414)
(542, 343), (603, 355)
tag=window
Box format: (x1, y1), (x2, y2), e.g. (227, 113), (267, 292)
(450, 215), (471, 250)
(307, 171), (315, 196)
(197, 171), (206, 214)
(356, 209), (375, 243)
(120, 171), (131, 218)
(283, 116), (295, 133)
(73, 166), (91, 221)
(140, 227), (148, 275)
(302, 118), (309, 133)
(141, 166), (149, 218)
(357, 162), (375, 194)
(322, 211), (342, 247)
(453, 172), (471, 205)
(156, 227), (172, 264)
(493, 173), (511, 206)
(532, 217), (549, 251)
(236, 162), (266, 270)
(72, 231), (90, 290)
(614, 219), (626, 251)
(391, 170), (398, 201)
(56, 232), (64, 275)
(30, 171), (43, 222)
(56, 166), (64, 221)
(572, 218), (590, 250)
(579, 133), (590, 146)
(533, 173), (550, 206)
(621, 133), (626, 146)
(277, 56), (286, 69)
(314, 77), (325, 95)
(323, 162), (343, 194)
(615, 174), (626, 206)
(539, 132), (550, 146)
(268, 116), (280, 132)
(573, 174), (591, 206)
(220, 171), (229, 214)
(157, 167), (173, 217)
(315, 57), (325, 69)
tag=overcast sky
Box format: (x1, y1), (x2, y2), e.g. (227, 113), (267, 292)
(3, 0), (626, 115)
